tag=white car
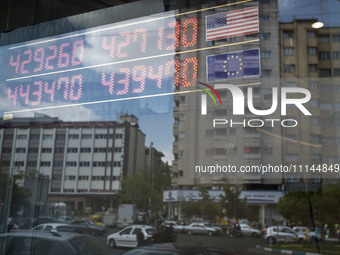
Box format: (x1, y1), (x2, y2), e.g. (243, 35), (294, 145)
(33, 223), (77, 233)
(107, 225), (156, 248)
(293, 226), (323, 242)
(164, 220), (184, 233)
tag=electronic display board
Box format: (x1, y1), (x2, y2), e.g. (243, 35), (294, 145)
(0, 1), (260, 118)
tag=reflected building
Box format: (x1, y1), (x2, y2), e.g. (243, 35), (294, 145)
(0, 114), (145, 212)
(280, 19), (340, 191)
(171, 0), (284, 225)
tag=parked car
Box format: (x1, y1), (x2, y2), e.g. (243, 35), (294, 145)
(183, 222), (220, 236)
(58, 216), (74, 223)
(121, 243), (232, 255)
(107, 225), (156, 248)
(0, 230), (107, 255)
(264, 226), (305, 244)
(32, 216), (61, 227)
(82, 218), (106, 227)
(293, 226), (323, 242)
(164, 221), (184, 233)
(33, 223), (77, 233)
(69, 220), (106, 236)
(240, 224), (262, 237)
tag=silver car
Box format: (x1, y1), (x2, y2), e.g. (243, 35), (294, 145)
(184, 222), (219, 236)
(264, 226), (305, 244)
(240, 224), (262, 237)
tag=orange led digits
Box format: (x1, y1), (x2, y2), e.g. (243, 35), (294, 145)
(132, 65), (146, 93)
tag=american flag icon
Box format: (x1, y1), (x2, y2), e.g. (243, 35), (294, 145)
(206, 6), (259, 41)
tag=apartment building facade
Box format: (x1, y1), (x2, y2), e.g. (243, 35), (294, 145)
(0, 114), (145, 211)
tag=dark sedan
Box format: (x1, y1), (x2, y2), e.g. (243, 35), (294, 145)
(69, 220), (106, 236)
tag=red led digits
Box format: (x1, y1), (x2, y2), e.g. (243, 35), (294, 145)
(33, 48), (45, 72)
(182, 18), (197, 47)
(165, 60), (180, 86)
(117, 68), (130, 95)
(132, 65), (146, 93)
(102, 36), (116, 58)
(10, 54), (20, 73)
(101, 73), (115, 94)
(8, 87), (18, 106)
(31, 81), (43, 106)
(182, 57), (198, 87)
(44, 81), (56, 102)
(148, 65), (163, 88)
(117, 31), (131, 58)
(157, 27), (164, 50)
(45, 45), (58, 70)
(71, 40), (84, 66)
(19, 85), (30, 105)
(58, 42), (70, 68)
(133, 28), (147, 53)
(20, 50), (32, 74)
(57, 77), (69, 100)
(69, 75), (83, 100)
(166, 21), (180, 50)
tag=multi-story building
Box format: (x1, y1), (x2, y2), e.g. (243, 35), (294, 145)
(280, 19), (340, 191)
(0, 114), (145, 211)
(170, 0), (283, 226)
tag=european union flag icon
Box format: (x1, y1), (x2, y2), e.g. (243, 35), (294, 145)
(206, 48), (261, 81)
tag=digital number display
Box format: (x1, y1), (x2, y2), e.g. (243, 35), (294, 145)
(2, 14), (199, 109)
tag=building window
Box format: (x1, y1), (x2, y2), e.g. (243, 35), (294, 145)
(27, 161), (37, 167)
(261, 51), (272, 58)
(309, 99), (318, 107)
(262, 69), (272, 76)
(115, 134), (123, 139)
(56, 134), (65, 140)
(55, 147), (64, 153)
(309, 81), (318, 89)
(14, 161), (25, 167)
(323, 138), (334, 146)
(312, 175), (321, 183)
(319, 69), (331, 77)
(66, 161), (77, 167)
(17, 135), (28, 140)
(320, 86), (332, 94)
(114, 147), (122, 152)
(40, 161), (51, 167)
(215, 148), (227, 156)
(282, 31), (294, 38)
(334, 69), (340, 76)
(284, 64), (295, 73)
(179, 150), (184, 158)
(320, 103), (332, 111)
(215, 129), (227, 136)
(179, 114), (185, 120)
(67, 148), (78, 153)
(113, 161), (121, 167)
(80, 148), (91, 153)
(260, 33), (271, 40)
(178, 170), (184, 177)
(30, 134), (40, 140)
(65, 175), (76, 181)
(42, 135), (53, 140)
(286, 154), (297, 163)
(93, 161), (106, 167)
(206, 130), (213, 136)
(179, 132), (185, 139)
(81, 134), (92, 139)
(310, 135), (320, 144)
(79, 162), (90, 167)
(318, 36), (329, 43)
(333, 52), (340, 59)
(308, 64), (317, 72)
(283, 47), (295, 55)
(318, 52), (330, 60)
(259, 15), (271, 22)
(16, 148), (26, 153)
(79, 176), (89, 181)
(42, 148), (52, 153)
(286, 174), (299, 182)
(307, 47), (316, 55)
(332, 35), (340, 42)
(310, 155), (320, 164)
(180, 96), (186, 103)
(69, 134), (79, 139)
(284, 82), (296, 87)
(307, 31), (315, 38)
(309, 117), (318, 125)
(94, 147), (107, 153)
(54, 161), (63, 167)
(321, 120), (333, 127)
